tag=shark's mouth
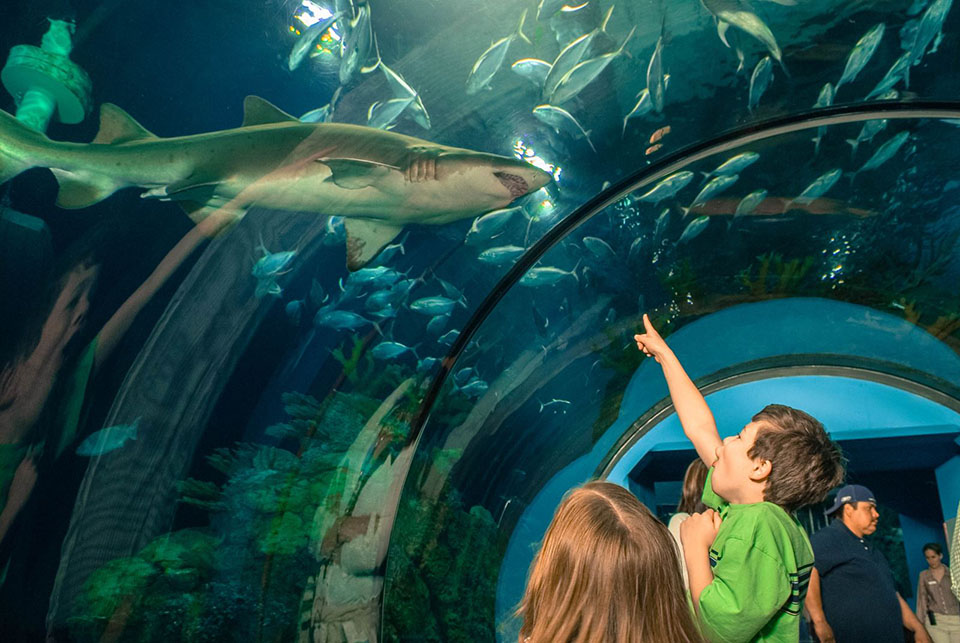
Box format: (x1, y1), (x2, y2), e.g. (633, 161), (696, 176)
(494, 172), (529, 199)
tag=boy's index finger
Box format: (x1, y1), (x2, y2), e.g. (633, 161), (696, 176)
(642, 313), (654, 334)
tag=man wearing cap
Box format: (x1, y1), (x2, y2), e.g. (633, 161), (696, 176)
(804, 484), (933, 643)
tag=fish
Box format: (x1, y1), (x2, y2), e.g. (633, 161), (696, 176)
(549, 26), (637, 105)
(645, 144), (662, 155)
(519, 264), (579, 286)
(374, 233), (407, 265)
(537, 0), (573, 20)
(646, 26), (666, 114)
(532, 304), (549, 333)
(366, 96), (415, 130)
(866, 53), (912, 98)
(371, 341), (417, 360)
(532, 105), (597, 153)
(851, 131), (909, 180)
(255, 279), (283, 299)
(466, 10), (531, 95)
(542, 6), (615, 100)
(582, 236), (615, 260)
(836, 23), (885, 92)
(733, 189), (768, 218)
(75, 419), (141, 456)
(748, 56), (773, 112)
(288, 12), (343, 71)
(365, 289), (401, 311)
(349, 265), (398, 286)
(703, 151), (759, 180)
(637, 171), (695, 204)
(438, 329), (460, 346)
(313, 308), (372, 330)
(417, 356), (440, 374)
(379, 63), (430, 130)
(0, 97), (551, 271)
(621, 75), (671, 135)
(369, 304), (398, 320)
(649, 125), (671, 144)
(653, 207), (671, 243)
(252, 241), (296, 279)
(909, 0), (953, 68)
(703, 0), (786, 72)
(512, 58), (553, 88)
(478, 244), (526, 265)
(426, 313), (450, 335)
(789, 168), (843, 208)
(538, 399), (571, 412)
(689, 174), (739, 211)
(339, 6), (378, 85)
(286, 299), (304, 325)
(678, 216), (710, 244)
(459, 378), (489, 398)
(846, 119), (887, 158)
(811, 83), (834, 155)
(410, 296), (462, 316)
(436, 276), (463, 302)
(465, 206), (522, 245)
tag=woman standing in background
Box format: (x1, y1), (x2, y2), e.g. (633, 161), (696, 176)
(917, 543), (960, 643)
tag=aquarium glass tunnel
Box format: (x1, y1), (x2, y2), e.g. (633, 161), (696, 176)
(0, 0), (958, 641)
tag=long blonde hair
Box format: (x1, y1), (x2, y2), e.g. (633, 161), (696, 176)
(517, 481), (703, 643)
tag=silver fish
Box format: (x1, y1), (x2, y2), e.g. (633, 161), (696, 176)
(478, 244), (526, 265)
(313, 309), (371, 330)
(459, 378), (489, 398)
(532, 104), (596, 153)
(410, 296), (462, 316)
(549, 26), (636, 105)
(339, 6), (377, 85)
(75, 419), (141, 456)
(371, 341), (417, 360)
(466, 11), (531, 94)
(426, 313), (450, 335)
(512, 58), (552, 87)
(704, 0), (785, 71)
(366, 96), (415, 130)
(690, 174), (739, 209)
(465, 206), (522, 245)
(853, 131), (910, 178)
(812, 83), (834, 155)
(678, 216), (710, 244)
(542, 6), (615, 100)
(910, 0), (953, 68)
(866, 52), (912, 97)
(519, 264), (579, 286)
(288, 12), (342, 71)
(733, 189), (768, 218)
(438, 329), (460, 346)
(703, 151), (759, 179)
(379, 63), (430, 130)
(646, 27), (666, 114)
(792, 168), (843, 205)
(748, 56), (773, 112)
(622, 75), (671, 135)
(846, 119), (887, 158)
(252, 242), (296, 279)
(582, 236), (616, 260)
(836, 23), (885, 92)
(636, 171), (695, 204)
(653, 207), (671, 242)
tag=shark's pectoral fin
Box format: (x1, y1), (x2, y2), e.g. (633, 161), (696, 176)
(93, 104), (157, 144)
(321, 159), (396, 190)
(343, 218), (404, 270)
(148, 180), (224, 203)
(51, 169), (124, 209)
(242, 96), (298, 126)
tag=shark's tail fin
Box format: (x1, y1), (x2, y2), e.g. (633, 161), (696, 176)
(0, 109), (40, 185)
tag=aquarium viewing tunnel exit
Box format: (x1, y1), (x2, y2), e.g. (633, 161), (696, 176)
(0, 0), (958, 641)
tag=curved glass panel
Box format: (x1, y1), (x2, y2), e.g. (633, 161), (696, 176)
(0, 0), (957, 641)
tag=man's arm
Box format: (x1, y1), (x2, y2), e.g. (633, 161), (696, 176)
(898, 593), (932, 643)
(804, 567), (836, 643)
(635, 314), (722, 467)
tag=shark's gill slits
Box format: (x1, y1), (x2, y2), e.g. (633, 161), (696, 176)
(494, 171), (528, 198)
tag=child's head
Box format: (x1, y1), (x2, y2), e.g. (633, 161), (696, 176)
(712, 404), (845, 512)
(518, 481), (702, 643)
(677, 458), (709, 514)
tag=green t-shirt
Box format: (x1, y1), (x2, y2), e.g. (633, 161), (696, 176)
(697, 468), (814, 643)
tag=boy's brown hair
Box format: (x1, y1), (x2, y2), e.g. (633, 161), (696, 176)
(748, 404), (846, 513)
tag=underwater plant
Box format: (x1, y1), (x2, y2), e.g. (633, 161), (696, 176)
(737, 252), (816, 297)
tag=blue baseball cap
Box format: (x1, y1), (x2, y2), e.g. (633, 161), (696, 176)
(825, 484), (876, 517)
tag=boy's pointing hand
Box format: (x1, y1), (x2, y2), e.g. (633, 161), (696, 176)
(634, 313), (671, 363)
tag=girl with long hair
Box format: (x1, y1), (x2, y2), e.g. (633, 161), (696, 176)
(517, 481), (703, 643)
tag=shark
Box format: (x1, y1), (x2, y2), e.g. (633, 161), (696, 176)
(0, 96), (552, 269)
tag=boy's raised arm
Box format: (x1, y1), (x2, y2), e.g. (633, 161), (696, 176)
(635, 314), (721, 468)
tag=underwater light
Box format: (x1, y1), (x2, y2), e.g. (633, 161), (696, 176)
(513, 139), (562, 182)
(295, 1), (334, 27)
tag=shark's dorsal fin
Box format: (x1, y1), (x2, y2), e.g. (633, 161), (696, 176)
(343, 218), (404, 270)
(242, 96), (298, 126)
(93, 104), (157, 144)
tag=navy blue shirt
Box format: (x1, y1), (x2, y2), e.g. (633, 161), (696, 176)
(809, 520), (903, 643)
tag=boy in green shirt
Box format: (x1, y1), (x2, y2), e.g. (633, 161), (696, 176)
(635, 315), (845, 643)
